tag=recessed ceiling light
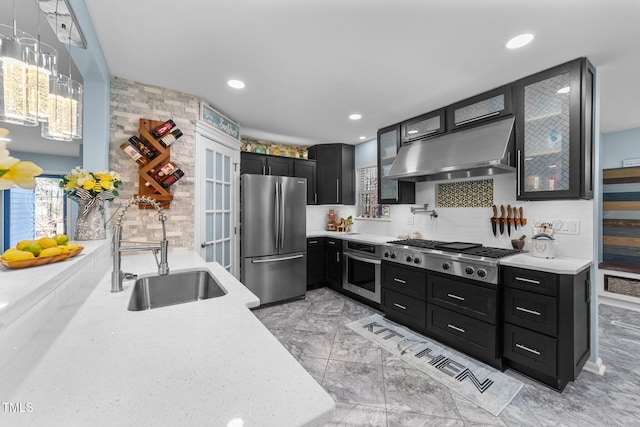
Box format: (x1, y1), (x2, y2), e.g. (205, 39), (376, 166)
(227, 79), (245, 89)
(506, 33), (534, 49)
(359, 136), (366, 140)
(0, 137), (11, 142)
(349, 114), (362, 120)
(557, 86), (570, 94)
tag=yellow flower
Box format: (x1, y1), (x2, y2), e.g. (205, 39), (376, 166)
(100, 179), (113, 190)
(82, 179), (96, 190)
(0, 142), (19, 169)
(0, 161), (43, 190)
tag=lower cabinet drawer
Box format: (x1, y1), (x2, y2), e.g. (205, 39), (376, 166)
(426, 304), (498, 362)
(503, 323), (557, 377)
(382, 288), (426, 331)
(428, 274), (496, 324)
(382, 263), (427, 300)
(503, 288), (557, 336)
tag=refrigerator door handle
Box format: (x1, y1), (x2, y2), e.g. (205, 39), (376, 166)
(279, 181), (286, 248)
(274, 182), (280, 249)
(251, 254), (304, 264)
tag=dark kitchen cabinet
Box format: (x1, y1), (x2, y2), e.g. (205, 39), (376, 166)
(447, 84), (513, 131)
(293, 159), (317, 205)
(501, 265), (591, 391)
(377, 125), (415, 204)
(426, 272), (501, 369)
(240, 152), (292, 176)
(325, 237), (343, 290)
(515, 57), (595, 200)
(306, 237), (325, 289)
(309, 144), (355, 205)
(400, 108), (446, 145)
(381, 261), (427, 332)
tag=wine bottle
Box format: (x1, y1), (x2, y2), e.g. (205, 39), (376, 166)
(129, 136), (156, 159)
(151, 119), (176, 139)
(161, 169), (184, 188)
(119, 142), (148, 166)
(159, 128), (183, 147)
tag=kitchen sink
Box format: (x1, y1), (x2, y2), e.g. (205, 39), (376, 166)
(128, 268), (226, 311)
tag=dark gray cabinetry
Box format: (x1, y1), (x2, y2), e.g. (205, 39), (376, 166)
(501, 265), (590, 391)
(377, 125), (415, 204)
(400, 108), (446, 145)
(309, 144), (355, 205)
(515, 57), (595, 200)
(307, 237), (325, 289)
(293, 159), (317, 205)
(325, 237), (343, 290)
(426, 273), (501, 369)
(447, 85), (513, 131)
(381, 262), (427, 332)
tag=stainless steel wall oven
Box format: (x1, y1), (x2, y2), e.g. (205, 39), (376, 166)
(342, 241), (382, 303)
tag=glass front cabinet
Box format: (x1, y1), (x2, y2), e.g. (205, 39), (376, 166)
(515, 58), (595, 200)
(377, 124), (415, 204)
(400, 108), (446, 145)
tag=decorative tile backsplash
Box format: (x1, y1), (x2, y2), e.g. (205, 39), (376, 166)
(437, 179), (493, 207)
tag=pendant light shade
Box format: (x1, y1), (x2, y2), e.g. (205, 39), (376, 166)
(41, 73), (72, 141)
(69, 77), (82, 139)
(27, 40), (56, 122)
(0, 24), (38, 126)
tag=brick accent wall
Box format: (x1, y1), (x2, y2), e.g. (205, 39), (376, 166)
(109, 76), (200, 251)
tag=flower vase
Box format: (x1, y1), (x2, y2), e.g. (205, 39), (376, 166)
(75, 200), (106, 240)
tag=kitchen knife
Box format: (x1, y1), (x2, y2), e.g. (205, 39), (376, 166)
(520, 207), (526, 226)
(506, 205), (512, 236)
(513, 206), (519, 230)
(491, 205), (498, 236)
(499, 205), (505, 235)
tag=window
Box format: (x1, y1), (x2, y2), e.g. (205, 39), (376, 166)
(356, 165), (389, 218)
(3, 175), (66, 250)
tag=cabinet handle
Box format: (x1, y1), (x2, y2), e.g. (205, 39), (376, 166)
(447, 293), (465, 301)
(515, 276), (541, 285)
(393, 303), (407, 310)
(455, 111), (500, 126)
(393, 278), (406, 284)
(516, 343), (541, 355)
(516, 306), (541, 316)
(308, 240), (318, 244)
(336, 179), (339, 203)
(328, 241), (336, 245)
(517, 149), (521, 197)
(447, 324), (465, 333)
(337, 252), (340, 263)
(262, 165), (266, 175)
(268, 166), (272, 175)
(314, 193), (317, 203)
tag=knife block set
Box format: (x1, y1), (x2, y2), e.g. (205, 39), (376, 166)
(490, 204), (526, 237)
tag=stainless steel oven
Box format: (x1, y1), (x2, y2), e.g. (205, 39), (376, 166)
(342, 241), (382, 304)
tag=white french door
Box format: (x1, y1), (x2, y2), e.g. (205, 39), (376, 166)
(194, 121), (241, 277)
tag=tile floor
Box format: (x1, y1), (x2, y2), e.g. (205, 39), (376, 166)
(252, 288), (640, 426)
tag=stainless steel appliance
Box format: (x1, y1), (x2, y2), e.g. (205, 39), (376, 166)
(343, 241), (383, 303)
(241, 174), (307, 305)
(383, 239), (521, 285)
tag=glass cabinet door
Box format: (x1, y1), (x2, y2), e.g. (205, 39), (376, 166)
(447, 85), (512, 130)
(378, 125), (399, 202)
(521, 72), (572, 193)
(400, 109), (445, 144)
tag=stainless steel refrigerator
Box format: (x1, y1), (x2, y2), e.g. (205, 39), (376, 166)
(241, 174), (307, 305)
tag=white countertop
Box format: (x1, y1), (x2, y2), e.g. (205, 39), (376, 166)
(0, 251), (334, 426)
(307, 230), (396, 245)
(500, 253), (592, 275)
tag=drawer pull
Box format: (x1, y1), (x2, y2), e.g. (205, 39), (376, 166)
(515, 343), (541, 355)
(308, 240), (318, 244)
(328, 241), (336, 245)
(515, 276), (541, 285)
(393, 278), (406, 284)
(516, 306), (541, 316)
(447, 293), (465, 301)
(447, 324), (465, 333)
(393, 303), (407, 310)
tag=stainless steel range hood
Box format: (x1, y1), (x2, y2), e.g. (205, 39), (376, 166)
(386, 116), (516, 182)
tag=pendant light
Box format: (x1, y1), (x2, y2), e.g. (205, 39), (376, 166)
(0, 0), (39, 126)
(66, 21), (82, 139)
(41, 73), (72, 141)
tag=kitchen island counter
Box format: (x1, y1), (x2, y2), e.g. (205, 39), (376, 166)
(0, 251), (334, 426)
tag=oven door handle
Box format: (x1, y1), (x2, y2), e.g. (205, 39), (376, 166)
(344, 253), (382, 265)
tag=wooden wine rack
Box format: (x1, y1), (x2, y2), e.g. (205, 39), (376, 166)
(134, 118), (174, 210)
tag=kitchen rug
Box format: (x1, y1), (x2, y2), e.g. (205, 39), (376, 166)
(346, 314), (523, 416)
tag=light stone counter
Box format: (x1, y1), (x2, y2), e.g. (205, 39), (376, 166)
(500, 253), (592, 275)
(0, 251), (335, 426)
(307, 230), (396, 245)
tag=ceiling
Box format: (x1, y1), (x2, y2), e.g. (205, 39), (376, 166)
(80, 0), (639, 145)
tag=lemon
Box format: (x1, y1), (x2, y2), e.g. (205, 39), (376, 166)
(22, 244), (42, 257)
(37, 237), (58, 249)
(16, 240), (35, 250)
(53, 234), (69, 245)
(2, 249), (35, 261)
(66, 243), (80, 250)
(39, 247), (63, 257)
(58, 245), (71, 253)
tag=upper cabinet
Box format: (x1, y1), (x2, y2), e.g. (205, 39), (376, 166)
(293, 159), (317, 205)
(515, 58), (594, 200)
(400, 108), (446, 145)
(378, 125), (415, 204)
(309, 144), (355, 205)
(447, 85), (513, 131)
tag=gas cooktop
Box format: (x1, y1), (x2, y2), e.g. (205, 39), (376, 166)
(383, 239), (523, 285)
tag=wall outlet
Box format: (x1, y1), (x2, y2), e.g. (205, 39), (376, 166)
(406, 214), (414, 225)
(556, 219), (580, 235)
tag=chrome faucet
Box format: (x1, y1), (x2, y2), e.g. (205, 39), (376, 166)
(111, 196), (169, 292)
